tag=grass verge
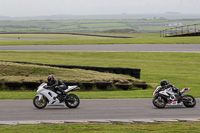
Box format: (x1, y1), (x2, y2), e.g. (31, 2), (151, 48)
(0, 33), (200, 45)
(1, 122), (200, 133)
(0, 89), (153, 99)
(0, 61), (138, 84)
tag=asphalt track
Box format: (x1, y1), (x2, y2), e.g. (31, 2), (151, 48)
(0, 44), (200, 52)
(0, 99), (199, 123)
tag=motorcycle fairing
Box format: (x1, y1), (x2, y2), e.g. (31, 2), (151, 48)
(37, 89), (64, 106)
(180, 88), (190, 96)
(167, 99), (183, 106)
(65, 86), (78, 93)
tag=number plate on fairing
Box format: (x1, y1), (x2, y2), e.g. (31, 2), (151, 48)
(167, 99), (183, 106)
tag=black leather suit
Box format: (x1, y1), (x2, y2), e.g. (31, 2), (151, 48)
(161, 83), (180, 96)
(47, 79), (67, 95)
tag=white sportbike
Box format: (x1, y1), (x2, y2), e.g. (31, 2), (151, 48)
(153, 86), (196, 108)
(33, 83), (80, 109)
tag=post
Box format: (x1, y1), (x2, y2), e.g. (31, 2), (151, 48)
(181, 26), (183, 34)
(163, 30), (165, 37)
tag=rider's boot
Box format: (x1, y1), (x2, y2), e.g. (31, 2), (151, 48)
(58, 90), (66, 103)
(56, 94), (63, 103)
(177, 92), (182, 103)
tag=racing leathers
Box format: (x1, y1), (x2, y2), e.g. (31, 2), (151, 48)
(161, 83), (180, 100)
(46, 79), (67, 102)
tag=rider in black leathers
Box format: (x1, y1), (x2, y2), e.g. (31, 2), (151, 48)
(45, 75), (67, 102)
(160, 80), (181, 99)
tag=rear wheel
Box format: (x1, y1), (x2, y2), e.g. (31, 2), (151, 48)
(33, 96), (47, 109)
(152, 96), (166, 108)
(65, 94), (80, 108)
(182, 95), (196, 107)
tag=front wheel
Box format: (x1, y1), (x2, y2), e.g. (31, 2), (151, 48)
(152, 96), (166, 108)
(182, 95), (196, 108)
(65, 94), (80, 108)
(33, 96), (47, 109)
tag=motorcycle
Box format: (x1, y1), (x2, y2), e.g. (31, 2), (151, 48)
(33, 83), (80, 109)
(152, 86), (196, 108)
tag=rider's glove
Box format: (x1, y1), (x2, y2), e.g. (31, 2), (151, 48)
(167, 83), (174, 88)
(173, 87), (178, 90)
(55, 86), (58, 89)
(44, 86), (50, 89)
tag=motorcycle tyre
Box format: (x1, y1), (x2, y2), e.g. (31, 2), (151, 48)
(182, 95), (196, 108)
(152, 96), (166, 108)
(33, 96), (47, 109)
(65, 94), (80, 108)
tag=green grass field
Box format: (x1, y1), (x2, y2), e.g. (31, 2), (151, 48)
(0, 62), (138, 84)
(0, 51), (199, 98)
(0, 89), (153, 99)
(0, 19), (200, 33)
(0, 33), (200, 45)
(1, 122), (200, 133)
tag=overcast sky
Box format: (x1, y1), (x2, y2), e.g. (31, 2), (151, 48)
(0, 0), (200, 17)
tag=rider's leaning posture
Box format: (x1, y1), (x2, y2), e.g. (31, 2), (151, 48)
(159, 80), (181, 100)
(45, 75), (67, 102)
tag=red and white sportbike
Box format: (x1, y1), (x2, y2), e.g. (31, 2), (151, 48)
(153, 86), (196, 108)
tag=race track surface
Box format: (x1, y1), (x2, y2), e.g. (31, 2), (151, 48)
(0, 44), (200, 52)
(0, 99), (199, 121)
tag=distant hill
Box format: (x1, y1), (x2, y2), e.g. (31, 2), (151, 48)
(164, 12), (182, 15)
(0, 16), (11, 20)
(0, 13), (200, 20)
(0, 14), (200, 33)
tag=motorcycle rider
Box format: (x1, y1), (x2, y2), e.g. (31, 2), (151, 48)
(45, 75), (67, 102)
(160, 80), (181, 100)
